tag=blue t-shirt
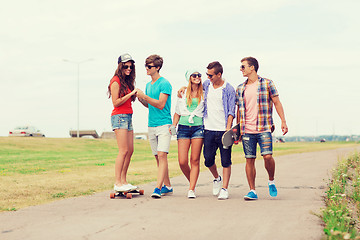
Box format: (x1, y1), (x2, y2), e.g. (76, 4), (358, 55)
(145, 77), (172, 127)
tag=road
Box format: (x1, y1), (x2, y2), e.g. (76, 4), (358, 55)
(1, 146), (359, 240)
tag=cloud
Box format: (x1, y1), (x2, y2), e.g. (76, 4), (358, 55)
(0, 0), (359, 137)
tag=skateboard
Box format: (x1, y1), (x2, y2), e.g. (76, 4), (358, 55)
(221, 124), (275, 149)
(110, 188), (144, 199)
(221, 123), (241, 149)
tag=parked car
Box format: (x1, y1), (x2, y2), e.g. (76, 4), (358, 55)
(135, 134), (147, 140)
(9, 126), (45, 137)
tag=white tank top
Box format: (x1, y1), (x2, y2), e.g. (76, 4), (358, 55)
(204, 83), (226, 131)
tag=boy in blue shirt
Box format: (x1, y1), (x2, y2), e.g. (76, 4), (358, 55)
(136, 54), (173, 198)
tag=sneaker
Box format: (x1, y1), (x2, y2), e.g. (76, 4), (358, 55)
(244, 191), (258, 200)
(213, 176), (222, 196)
(160, 185), (173, 195)
(269, 183), (278, 197)
(218, 188), (229, 200)
(114, 184), (131, 192)
(151, 188), (161, 198)
(125, 184), (138, 191)
(187, 190), (196, 199)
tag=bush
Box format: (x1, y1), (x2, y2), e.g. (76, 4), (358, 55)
(322, 153), (360, 239)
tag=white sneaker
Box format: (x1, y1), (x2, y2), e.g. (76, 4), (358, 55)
(114, 184), (130, 192)
(218, 188), (229, 200)
(213, 176), (222, 196)
(188, 190), (196, 199)
(125, 184), (137, 191)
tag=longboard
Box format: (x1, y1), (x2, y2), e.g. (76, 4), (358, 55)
(110, 188), (144, 199)
(222, 124), (275, 149)
(221, 123), (241, 149)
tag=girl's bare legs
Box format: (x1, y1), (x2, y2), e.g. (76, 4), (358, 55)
(189, 138), (203, 190)
(178, 138), (203, 191)
(120, 130), (134, 185)
(178, 139), (191, 181)
(114, 129), (131, 186)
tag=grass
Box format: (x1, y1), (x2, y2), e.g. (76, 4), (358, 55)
(322, 152), (360, 239)
(0, 137), (358, 212)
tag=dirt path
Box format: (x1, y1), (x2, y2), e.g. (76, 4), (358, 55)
(1, 146), (359, 240)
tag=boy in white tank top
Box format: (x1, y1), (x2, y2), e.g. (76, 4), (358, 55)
(203, 61), (236, 200)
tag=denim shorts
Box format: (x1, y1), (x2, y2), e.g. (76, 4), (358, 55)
(111, 114), (133, 131)
(148, 124), (172, 155)
(203, 130), (232, 168)
(177, 124), (204, 140)
(242, 132), (273, 158)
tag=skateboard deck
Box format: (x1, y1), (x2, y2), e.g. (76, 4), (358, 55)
(110, 188), (144, 199)
(221, 123), (241, 149)
(221, 123), (275, 149)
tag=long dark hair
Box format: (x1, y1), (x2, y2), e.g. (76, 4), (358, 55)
(108, 61), (136, 101)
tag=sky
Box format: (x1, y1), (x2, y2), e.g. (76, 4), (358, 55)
(1, 0), (359, 138)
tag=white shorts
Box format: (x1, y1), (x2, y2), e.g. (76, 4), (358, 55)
(148, 124), (171, 155)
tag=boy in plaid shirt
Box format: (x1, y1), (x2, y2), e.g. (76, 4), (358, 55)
(235, 57), (288, 200)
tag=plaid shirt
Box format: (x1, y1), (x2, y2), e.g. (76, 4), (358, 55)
(235, 75), (279, 135)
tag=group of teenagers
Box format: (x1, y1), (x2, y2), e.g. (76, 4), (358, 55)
(108, 53), (288, 200)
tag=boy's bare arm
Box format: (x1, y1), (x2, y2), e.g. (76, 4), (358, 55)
(138, 97), (148, 108)
(272, 96), (288, 135)
(177, 86), (186, 98)
(137, 89), (168, 110)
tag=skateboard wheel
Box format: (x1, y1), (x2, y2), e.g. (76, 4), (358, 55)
(110, 193), (115, 199)
(139, 189), (144, 195)
(234, 140), (238, 144)
(126, 193), (132, 199)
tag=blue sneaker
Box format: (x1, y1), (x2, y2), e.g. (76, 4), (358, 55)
(160, 185), (173, 195)
(244, 191), (258, 200)
(269, 183), (278, 197)
(151, 188), (161, 198)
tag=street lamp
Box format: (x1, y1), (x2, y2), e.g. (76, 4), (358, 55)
(63, 58), (93, 138)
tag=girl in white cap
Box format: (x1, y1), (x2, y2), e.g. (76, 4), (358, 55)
(171, 69), (204, 198)
(108, 53), (138, 192)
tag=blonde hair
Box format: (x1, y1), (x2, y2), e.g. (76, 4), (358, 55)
(185, 80), (203, 107)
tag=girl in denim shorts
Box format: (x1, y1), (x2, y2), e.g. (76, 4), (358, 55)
(171, 69), (204, 198)
(108, 53), (138, 193)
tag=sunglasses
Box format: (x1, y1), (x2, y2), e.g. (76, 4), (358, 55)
(123, 65), (134, 70)
(145, 65), (157, 69)
(206, 73), (214, 78)
(240, 65), (250, 70)
(191, 73), (202, 78)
